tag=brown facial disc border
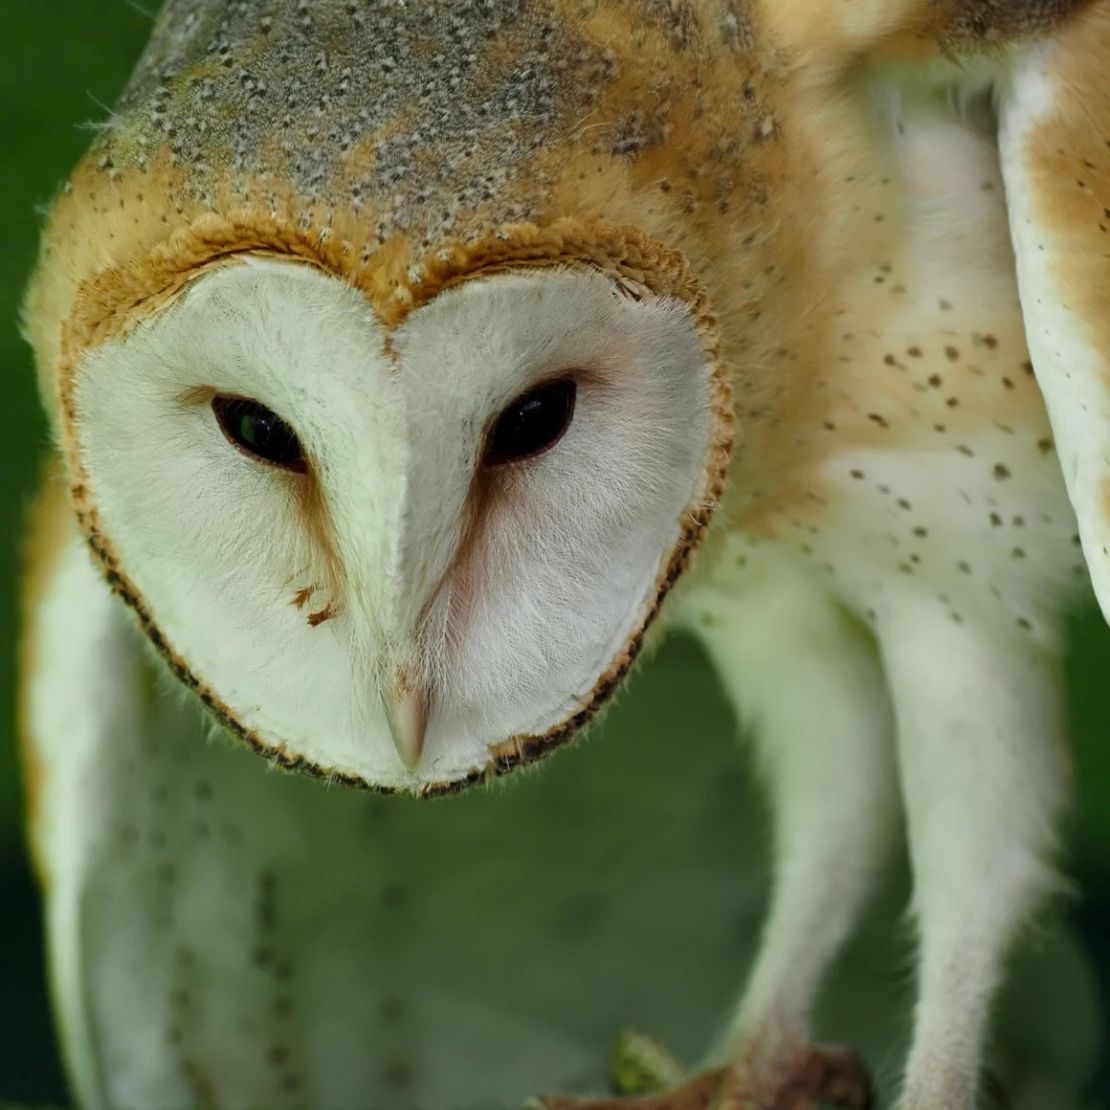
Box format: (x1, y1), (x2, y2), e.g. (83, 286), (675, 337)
(58, 211), (734, 797)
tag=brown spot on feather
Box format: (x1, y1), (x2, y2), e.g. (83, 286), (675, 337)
(306, 604), (336, 628)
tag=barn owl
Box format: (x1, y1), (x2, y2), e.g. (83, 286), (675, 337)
(18, 0), (1110, 1107)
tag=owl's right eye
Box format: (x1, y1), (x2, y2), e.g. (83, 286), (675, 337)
(212, 396), (307, 473)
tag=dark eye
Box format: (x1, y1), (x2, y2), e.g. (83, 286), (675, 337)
(484, 378), (577, 467)
(211, 396), (306, 473)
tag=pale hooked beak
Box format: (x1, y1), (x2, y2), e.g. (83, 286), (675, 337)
(384, 669), (429, 771)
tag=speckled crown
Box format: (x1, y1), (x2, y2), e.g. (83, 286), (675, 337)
(25, 0), (790, 378)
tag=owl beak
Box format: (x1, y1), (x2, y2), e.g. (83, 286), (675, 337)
(384, 670), (429, 771)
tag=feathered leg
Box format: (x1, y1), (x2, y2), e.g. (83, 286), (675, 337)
(540, 541), (898, 1109)
(696, 547), (898, 1108)
(877, 597), (1070, 1110)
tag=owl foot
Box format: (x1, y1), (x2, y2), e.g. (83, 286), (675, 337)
(710, 1043), (874, 1110)
(532, 1043), (873, 1110)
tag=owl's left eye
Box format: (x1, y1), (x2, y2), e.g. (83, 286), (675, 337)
(484, 378), (577, 467)
(211, 396), (306, 473)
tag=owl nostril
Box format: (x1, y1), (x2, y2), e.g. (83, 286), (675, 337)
(483, 377), (577, 467)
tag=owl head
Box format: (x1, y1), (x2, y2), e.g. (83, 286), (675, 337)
(30, 0), (754, 793)
(56, 222), (731, 793)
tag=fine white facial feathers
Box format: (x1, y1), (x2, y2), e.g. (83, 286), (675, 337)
(72, 257), (714, 791)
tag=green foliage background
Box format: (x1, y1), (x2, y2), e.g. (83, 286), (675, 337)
(1, 4), (1108, 1107)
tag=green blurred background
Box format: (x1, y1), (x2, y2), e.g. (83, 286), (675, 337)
(3, 6), (156, 1104)
(2, 4), (1109, 1107)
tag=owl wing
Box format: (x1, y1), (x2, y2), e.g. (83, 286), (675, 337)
(20, 476), (126, 1110)
(997, 3), (1110, 618)
(20, 478), (302, 1110)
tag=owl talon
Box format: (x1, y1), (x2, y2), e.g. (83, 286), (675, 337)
(532, 1044), (872, 1110)
(715, 1043), (874, 1110)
